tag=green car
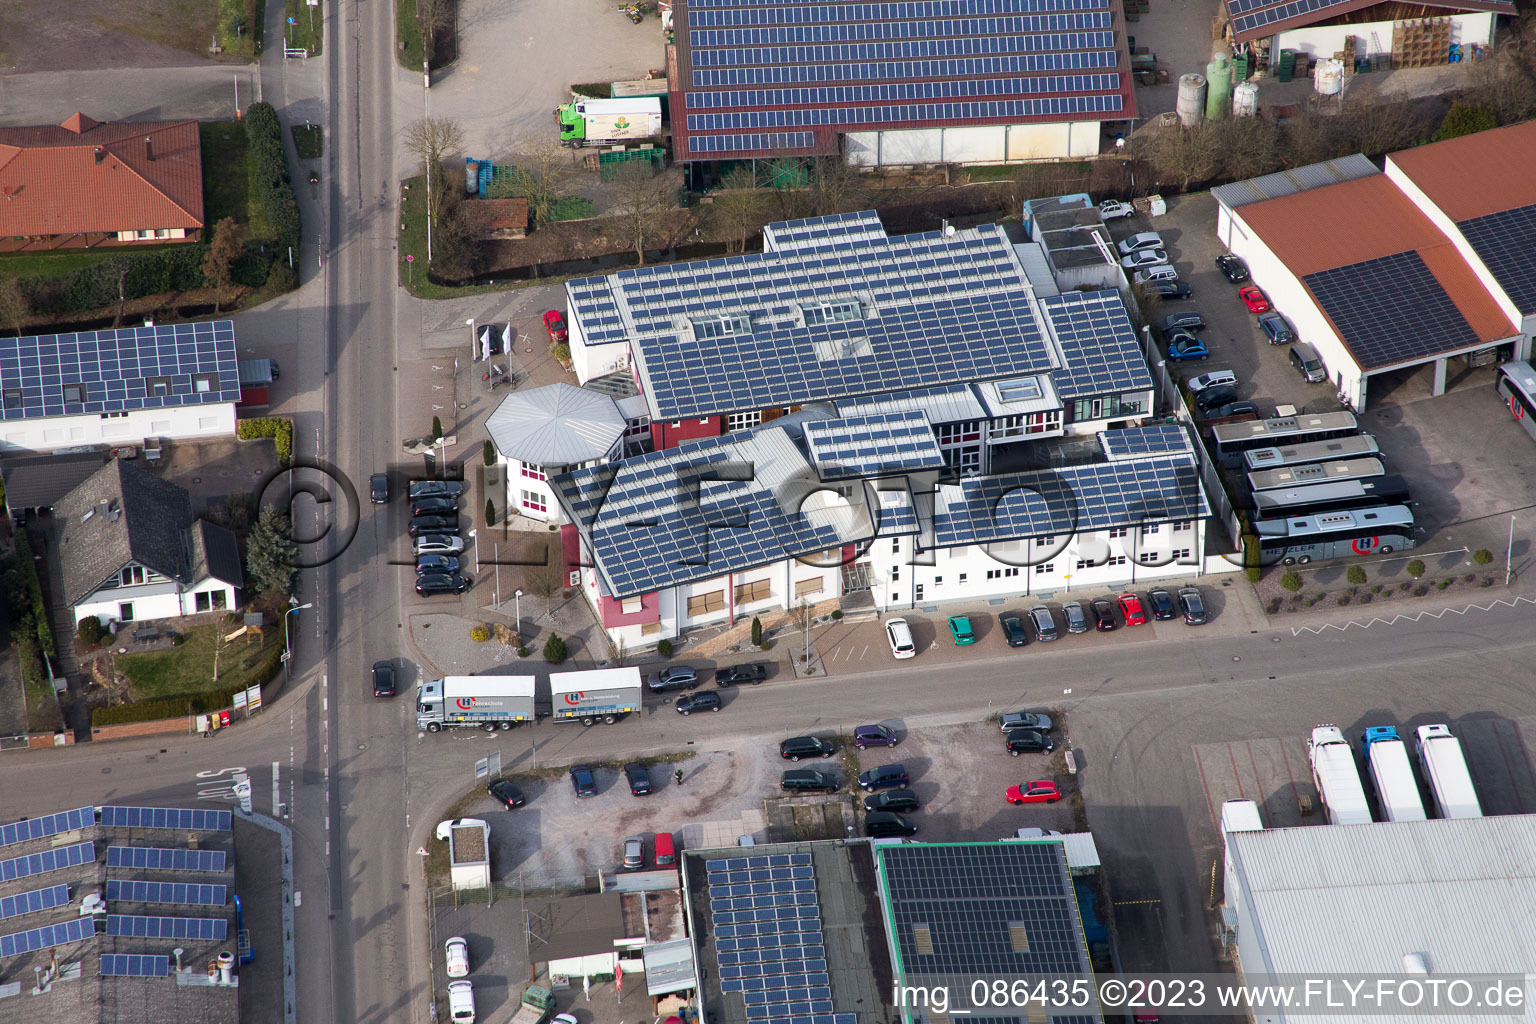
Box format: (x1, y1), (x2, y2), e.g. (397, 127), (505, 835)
(947, 615), (976, 645)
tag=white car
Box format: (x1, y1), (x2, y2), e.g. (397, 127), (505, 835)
(1117, 231), (1163, 255)
(884, 617), (916, 659)
(447, 980), (476, 1024)
(551, 1016), (579, 1024)
(1120, 249), (1169, 270)
(444, 937), (469, 978)
(1186, 369), (1239, 393)
(413, 534), (466, 556)
(1099, 200), (1135, 220)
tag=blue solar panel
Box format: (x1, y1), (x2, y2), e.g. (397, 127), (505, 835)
(105, 847), (226, 872)
(802, 411), (946, 481)
(105, 880), (227, 907)
(0, 884), (70, 921)
(0, 917), (92, 957)
(1040, 290), (1155, 399)
(100, 807), (232, 831)
(0, 842), (95, 882)
(106, 915), (227, 940)
(1303, 252), (1482, 370)
(101, 954), (170, 977)
(0, 807), (94, 847)
(1099, 424), (1192, 460)
(1458, 204), (1536, 317)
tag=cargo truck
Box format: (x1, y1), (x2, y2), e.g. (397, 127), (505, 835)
(507, 985), (557, 1024)
(1358, 726), (1426, 822)
(548, 667), (642, 726)
(1414, 724), (1483, 818)
(417, 676), (536, 732)
(555, 97), (662, 147)
(1308, 725), (1372, 825)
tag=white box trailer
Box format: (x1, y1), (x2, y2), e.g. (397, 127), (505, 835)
(548, 667), (642, 725)
(1415, 724), (1483, 818)
(1359, 726), (1426, 822)
(1308, 725), (1372, 825)
(417, 676), (536, 732)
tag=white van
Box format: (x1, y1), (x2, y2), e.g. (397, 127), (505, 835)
(1133, 265), (1179, 286)
(447, 980), (476, 1024)
(884, 617), (917, 659)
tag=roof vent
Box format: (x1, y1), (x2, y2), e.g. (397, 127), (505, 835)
(810, 335), (873, 362)
(80, 508), (95, 523)
(94, 146), (104, 165)
(1403, 952), (1430, 974)
(912, 923), (933, 954)
(145, 137), (154, 162)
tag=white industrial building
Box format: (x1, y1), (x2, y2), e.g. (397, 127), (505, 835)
(1222, 0), (1510, 67)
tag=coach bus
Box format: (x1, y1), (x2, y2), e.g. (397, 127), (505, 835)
(1495, 360), (1536, 443)
(1252, 474), (1410, 520)
(1213, 412), (1359, 468)
(1243, 433), (1380, 473)
(1248, 457), (1385, 493)
(1256, 505), (1417, 565)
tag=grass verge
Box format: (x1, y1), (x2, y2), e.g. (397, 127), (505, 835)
(117, 622), (284, 701)
(284, 0), (322, 55)
(398, 175), (508, 300)
(201, 121), (255, 228)
(0, 248), (122, 281)
(396, 0), (424, 69)
(24, 674), (63, 734)
(291, 123), (324, 160)
(214, 0), (265, 59)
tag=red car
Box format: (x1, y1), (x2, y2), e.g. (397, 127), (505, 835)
(1117, 592), (1147, 626)
(1006, 780), (1062, 805)
(543, 309), (568, 344)
(1238, 286), (1269, 313)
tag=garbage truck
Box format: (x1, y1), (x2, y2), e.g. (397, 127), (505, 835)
(548, 667), (642, 726)
(555, 97), (662, 147)
(417, 676), (536, 732)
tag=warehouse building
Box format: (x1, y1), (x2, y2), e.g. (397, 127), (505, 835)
(1222, 0), (1512, 70)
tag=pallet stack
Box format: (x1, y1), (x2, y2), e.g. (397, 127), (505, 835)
(1276, 48), (1296, 82)
(1124, 0), (1148, 22)
(1335, 35), (1357, 76)
(1390, 18), (1452, 68)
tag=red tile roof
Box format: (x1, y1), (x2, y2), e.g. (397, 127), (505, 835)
(1387, 120), (1536, 222)
(0, 113), (204, 237)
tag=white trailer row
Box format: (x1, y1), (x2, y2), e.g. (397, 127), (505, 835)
(416, 668), (643, 732)
(1306, 723), (1482, 827)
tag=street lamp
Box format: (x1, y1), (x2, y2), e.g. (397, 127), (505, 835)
(514, 589), (523, 632)
(284, 600), (313, 681)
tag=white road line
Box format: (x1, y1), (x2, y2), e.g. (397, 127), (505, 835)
(1290, 594), (1536, 635)
(272, 760), (282, 816)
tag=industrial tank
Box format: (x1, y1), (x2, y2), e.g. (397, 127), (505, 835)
(1176, 74), (1207, 126)
(1315, 58), (1345, 96)
(1233, 80), (1260, 117)
(1205, 54), (1232, 121)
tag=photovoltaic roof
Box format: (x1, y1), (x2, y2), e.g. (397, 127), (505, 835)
(0, 842), (95, 882)
(1225, 0), (1512, 44)
(0, 884), (71, 921)
(0, 321), (239, 422)
(1039, 290), (1153, 399)
(106, 846), (226, 872)
(1303, 252), (1483, 370)
(106, 915), (227, 940)
(101, 954), (171, 977)
(801, 411), (944, 481)
(1458, 204), (1536, 317)
(674, 0), (1132, 160)
(105, 880), (227, 907)
(0, 807), (93, 847)
(99, 806), (232, 831)
(0, 917), (92, 958)
(1099, 423), (1191, 460)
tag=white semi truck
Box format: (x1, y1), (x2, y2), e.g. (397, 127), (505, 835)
(1414, 723), (1483, 818)
(417, 676), (536, 732)
(548, 667), (642, 726)
(1358, 726), (1426, 822)
(1308, 725), (1373, 825)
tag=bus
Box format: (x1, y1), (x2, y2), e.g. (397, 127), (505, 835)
(1212, 412), (1359, 467)
(1248, 457), (1384, 493)
(1243, 433), (1380, 472)
(1253, 474), (1410, 520)
(1256, 505), (1416, 565)
(1495, 360), (1536, 442)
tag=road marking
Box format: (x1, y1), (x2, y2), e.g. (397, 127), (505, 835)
(196, 767), (249, 803)
(1290, 593), (1536, 635)
(272, 761), (282, 816)
(1113, 899), (1162, 906)
(1277, 739), (1303, 823)
(1227, 744), (1246, 801)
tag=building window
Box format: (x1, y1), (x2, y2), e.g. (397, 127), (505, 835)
(521, 464), (546, 481)
(734, 579), (772, 604)
(193, 372), (219, 393)
(120, 565), (146, 586)
(100, 411), (127, 420)
(1108, 555), (1127, 567)
(1034, 563), (1054, 575)
(985, 567), (1020, 580)
(890, 566), (900, 581)
(1174, 520), (1193, 532)
(624, 417), (650, 438)
(63, 384), (86, 404)
(195, 591), (211, 612)
(641, 620), (663, 636)
(891, 539), (900, 553)
(794, 577), (823, 598)
(958, 573), (967, 584)
(726, 411), (761, 432)
(932, 577), (942, 587)
(621, 596), (643, 614)
(1142, 524), (1161, 536)
(1108, 527), (1128, 539)
(1035, 535), (1054, 546)
(520, 489), (546, 513)
(671, 421), (682, 428)
(1173, 548), (1192, 560)
(686, 591), (725, 616)
(935, 421), (983, 447)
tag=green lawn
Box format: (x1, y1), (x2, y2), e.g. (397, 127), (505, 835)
(396, 0), (425, 69)
(0, 248), (122, 280)
(398, 175), (508, 299)
(291, 123), (324, 160)
(117, 620), (285, 701)
(284, 0), (322, 55)
(201, 121), (257, 230)
(214, 0), (265, 59)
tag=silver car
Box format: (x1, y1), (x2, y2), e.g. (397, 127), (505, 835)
(412, 534), (465, 555)
(1061, 600), (1089, 634)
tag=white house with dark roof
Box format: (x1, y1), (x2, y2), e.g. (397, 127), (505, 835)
(0, 321), (240, 454)
(55, 460), (243, 627)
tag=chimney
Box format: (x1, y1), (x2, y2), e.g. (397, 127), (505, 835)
(94, 147), (104, 165)
(145, 136), (154, 162)
(173, 947), (184, 972)
(217, 951), (234, 984)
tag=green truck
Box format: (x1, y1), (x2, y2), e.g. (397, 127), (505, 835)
(507, 985), (557, 1024)
(554, 97), (662, 147)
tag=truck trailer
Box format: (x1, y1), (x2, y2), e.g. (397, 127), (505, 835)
(1308, 725), (1372, 825)
(417, 676), (536, 732)
(555, 97), (662, 146)
(548, 667), (642, 725)
(1358, 726), (1426, 822)
(1415, 724), (1483, 819)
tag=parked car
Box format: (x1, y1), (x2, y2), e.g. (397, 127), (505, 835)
(408, 515), (458, 537)
(623, 761), (653, 796)
(1238, 285), (1270, 313)
(1166, 331), (1209, 361)
(999, 613), (1028, 647)
(447, 980), (476, 1024)
(444, 937), (470, 978)
(864, 789), (920, 813)
(1186, 369), (1238, 393)
(408, 480), (466, 501)
(780, 736), (835, 761)
(1194, 384), (1240, 412)
(1028, 605), (1059, 641)
(858, 764), (910, 791)
(884, 617), (917, 659)
(487, 778), (526, 809)
(1006, 780), (1063, 805)
(543, 309), (568, 344)
(371, 660), (396, 698)
(854, 724), (899, 749)
(416, 553), (460, 574)
(675, 691), (722, 715)
(1117, 592), (1148, 626)
(1062, 601), (1089, 633)
(1216, 254), (1250, 282)
(369, 473), (389, 504)
(410, 497), (458, 518)
(1146, 588), (1176, 620)
(1133, 266), (1179, 287)
(947, 615), (976, 645)
(622, 835), (645, 869)
(1117, 231), (1164, 255)
(780, 768), (840, 794)
(1091, 598), (1117, 631)
(1258, 311), (1295, 345)
(1006, 729), (1055, 756)
(865, 811), (918, 837)
(1149, 280), (1193, 300)
(1120, 248), (1170, 270)
(1178, 587), (1208, 625)
(415, 572), (471, 596)
(1000, 712), (1054, 732)
(569, 764), (597, 798)
(715, 663), (767, 687)
(412, 534), (465, 556)
(1205, 400), (1259, 420)
(1289, 341), (1327, 383)
(1099, 200), (1135, 220)
(1157, 311), (1206, 334)
(647, 666), (700, 692)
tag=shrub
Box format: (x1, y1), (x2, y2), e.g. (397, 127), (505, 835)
(1480, 576), (1494, 587)
(759, 640), (773, 651)
(1472, 548), (1494, 566)
(1279, 571), (1303, 592)
(485, 499), (496, 526)
(1305, 598), (1315, 607)
(657, 638), (674, 657)
(1372, 584), (1382, 594)
(830, 609), (843, 620)
(171, 633), (187, 647)
(551, 341), (571, 363)
(1405, 559), (1425, 579)
(12, 532), (53, 658)
(77, 617), (106, 648)
(1337, 595), (1351, 605)
(483, 440), (495, 466)
(244, 103), (302, 248)
(236, 417), (294, 465)
(1463, 573), (1477, 583)
(1358, 592), (1373, 604)
(543, 633), (569, 664)
(1398, 581), (1411, 591)
(1437, 579), (1450, 590)
(516, 646), (530, 657)
(265, 260), (297, 293)
(1414, 585), (1428, 596)
(1267, 598), (1281, 613)
(432, 416), (444, 441)
(750, 616), (763, 647)
(1346, 565), (1367, 586)
(470, 624), (491, 642)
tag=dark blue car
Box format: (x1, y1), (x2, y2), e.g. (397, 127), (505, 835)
(569, 764), (597, 798)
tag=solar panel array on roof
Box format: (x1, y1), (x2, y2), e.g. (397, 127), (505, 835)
(802, 411), (945, 481)
(1039, 290), (1154, 399)
(1229, 0), (1512, 40)
(100, 806), (232, 831)
(1458, 204), (1536, 316)
(0, 322), (239, 422)
(763, 210), (888, 253)
(0, 807), (93, 847)
(106, 880), (227, 907)
(0, 917), (92, 958)
(106, 915), (227, 940)
(1098, 424), (1191, 460)
(101, 954), (170, 978)
(106, 847), (227, 872)
(0, 842), (94, 882)
(1303, 252), (1482, 370)
(0, 884), (70, 921)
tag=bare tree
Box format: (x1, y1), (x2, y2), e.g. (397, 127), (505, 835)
(416, 0), (454, 62)
(1214, 117), (1282, 182)
(1338, 93), (1423, 157)
(1279, 107), (1344, 168)
(610, 162), (674, 266)
(492, 139), (580, 228)
(1466, 49), (1536, 124)
(1138, 122), (1220, 191)
(522, 547), (565, 618)
(0, 278), (29, 337)
(708, 166), (768, 253)
(201, 217), (244, 313)
(404, 117), (465, 259)
(805, 157), (860, 217)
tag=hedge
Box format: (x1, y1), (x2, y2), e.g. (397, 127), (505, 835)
(91, 627), (287, 726)
(25, 245), (210, 315)
(243, 102), (302, 249)
(236, 416), (294, 465)
(12, 531), (54, 659)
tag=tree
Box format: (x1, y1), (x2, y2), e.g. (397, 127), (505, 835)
(403, 117), (465, 260)
(1139, 123), (1220, 191)
(0, 278), (29, 336)
(542, 633), (569, 664)
(246, 504), (299, 595)
(484, 498), (496, 526)
(431, 189), (481, 281)
(1214, 117), (1282, 182)
(1346, 565), (1368, 587)
(201, 217), (244, 313)
(493, 141), (580, 228)
(1466, 48), (1536, 125)
(483, 440), (495, 466)
(709, 166), (768, 253)
(1473, 548), (1494, 565)
(522, 548), (565, 615)
(1435, 101), (1498, 141)
(610, 161), (673, 266)
(416, 0), (454, 63)
(1338, 94), (1423, 158)
(1280, 107), (1346, 168)
(750, 616), (763, 647)
(805, 157), (859, 218)
(431, 415), (443, 441)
